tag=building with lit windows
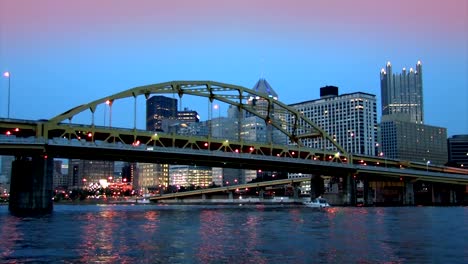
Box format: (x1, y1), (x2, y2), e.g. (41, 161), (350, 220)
(447, 135), (468, 167)
(169, 165), (212, 188)
(380, 61), (423, 124)
(379, 61), (448, 165)
(134, 163), (169, 194)
(146, 95), (178, 132)
(68, 160), (114, 189)
(242, 78), (288, 145)
(380, 121), (447, 165)
(177, 108), (200, 123)
(289, 86), (378, 156)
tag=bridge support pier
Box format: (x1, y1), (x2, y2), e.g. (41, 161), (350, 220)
(9, 156), (54, 216)
(344, 173), (356, 206)
(259, 189), (264, 200)
(309, 174), (324, 199)
(404, 182), (415, 205)
(293, 184), (300, 200)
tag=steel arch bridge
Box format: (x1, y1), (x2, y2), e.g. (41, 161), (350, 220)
(42, 80), (348, 162)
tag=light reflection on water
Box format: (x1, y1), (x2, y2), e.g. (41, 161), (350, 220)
(0, 204), (467, 263)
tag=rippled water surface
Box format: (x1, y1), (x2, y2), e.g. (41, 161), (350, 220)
(1, 204), (467, 263)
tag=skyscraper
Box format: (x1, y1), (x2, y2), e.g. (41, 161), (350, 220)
(379, 61), (447, 165)
(289, 86), (378, 156)
(380, 61), (423, 124)
(146, 95), (178, 132)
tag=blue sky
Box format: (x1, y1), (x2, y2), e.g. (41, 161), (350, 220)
(0, 0), (467, 136)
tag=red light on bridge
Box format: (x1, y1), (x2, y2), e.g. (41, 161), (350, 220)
(249, 147), (254, 151)
(204, 142), (208, 147)
(87, 132), (92, 137)
(291, 151), (295, 155)
(5, 131), (11, 135)
(235, 149), (239, 153)
(14, 128), (19, 132)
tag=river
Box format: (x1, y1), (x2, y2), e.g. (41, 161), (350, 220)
(0, 204), (467, 263)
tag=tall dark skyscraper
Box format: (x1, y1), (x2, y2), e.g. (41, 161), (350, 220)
(379, 60), (447, 165)
(380, 61), (423, 124)
(146, 95), (178, 132)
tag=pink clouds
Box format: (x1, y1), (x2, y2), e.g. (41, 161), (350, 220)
(2, 0), (466, 39)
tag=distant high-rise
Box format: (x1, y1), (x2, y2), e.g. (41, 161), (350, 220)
(146, 95), (178, 132)
(289, 86), (378, 156)
(380, 61), (423, 124)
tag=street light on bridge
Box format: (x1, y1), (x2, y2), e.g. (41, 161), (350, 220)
(105, 100), (113, 127)
(426, 160), (431, 171)
(3, 71), (11, 118)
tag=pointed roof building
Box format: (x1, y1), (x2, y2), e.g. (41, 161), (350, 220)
(252, 78), (278, 99)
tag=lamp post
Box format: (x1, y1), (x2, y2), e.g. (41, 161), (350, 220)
(106, 100), (113, 127)
(3, 71), (11, 118)
(426, 160), (430, 172)
(379, 152), (386, 168)
(213, 104), (221, 137)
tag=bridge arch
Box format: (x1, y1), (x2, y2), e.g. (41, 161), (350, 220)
(48, 80), (347, 156)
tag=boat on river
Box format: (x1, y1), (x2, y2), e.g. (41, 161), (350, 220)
(302, 197), (330, 208)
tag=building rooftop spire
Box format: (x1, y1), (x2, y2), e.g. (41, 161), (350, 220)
(252, 78), (278, 98)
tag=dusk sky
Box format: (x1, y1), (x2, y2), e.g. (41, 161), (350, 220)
(1, 0), (467, 136)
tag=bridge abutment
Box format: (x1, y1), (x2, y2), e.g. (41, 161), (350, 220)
(9, 156), (54, 216)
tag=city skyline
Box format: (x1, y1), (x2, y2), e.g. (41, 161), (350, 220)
(0, 0), (467, 136)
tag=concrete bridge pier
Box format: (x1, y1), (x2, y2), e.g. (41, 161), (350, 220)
(292, 184), (300, 200)
(309, 174), (324, 199)
(259, 189), (264, 200)
(9, 156), (54, 216)
(404, 182), (415, 205)
(344, 173), (356, 206)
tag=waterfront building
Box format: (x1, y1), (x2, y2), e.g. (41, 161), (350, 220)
(52, 160), (67, 189)
(380, 61), (423, 124)
(380, 121), (447, 165)
(169, 165), (212, 188)
(68, 160), (114, 189)
(379, 61), (448, 165)
(447, 135), (468, 167)
(289, 86), (378, 156)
